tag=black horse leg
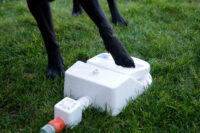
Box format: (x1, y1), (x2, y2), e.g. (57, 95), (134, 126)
(79, 0), (135, 67)
(72, 0), (82, 16)
(107, 0), (127, 26)
(26, 0), (64, 78)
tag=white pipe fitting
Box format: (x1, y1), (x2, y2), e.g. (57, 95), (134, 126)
(54, 96), (91, 127)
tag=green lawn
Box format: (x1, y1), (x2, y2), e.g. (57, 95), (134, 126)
(0, 0), (200, 132)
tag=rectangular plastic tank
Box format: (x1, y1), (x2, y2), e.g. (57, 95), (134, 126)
(64, 53), (152, 116)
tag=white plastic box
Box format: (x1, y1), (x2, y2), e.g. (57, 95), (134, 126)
(64, 53), (152, 116)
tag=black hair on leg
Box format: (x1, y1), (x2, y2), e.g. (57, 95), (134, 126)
(72, 0), (82, 16)
(107, 0), (127, 26)
(78, 0), (135, 67)
(26, 0), (64, 79)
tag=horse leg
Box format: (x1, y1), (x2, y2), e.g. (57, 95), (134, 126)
(107, 0), (127, 26)
(26, 0), (64, 78)
(72, 0), (82, 16)
(79, 0), (135, 67)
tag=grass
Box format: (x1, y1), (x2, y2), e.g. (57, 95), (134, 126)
(0, 0), (200, 132)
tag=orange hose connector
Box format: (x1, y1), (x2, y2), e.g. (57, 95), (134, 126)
(48, 117), (65, 133)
